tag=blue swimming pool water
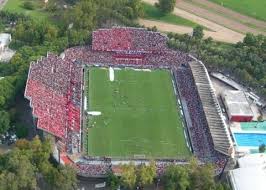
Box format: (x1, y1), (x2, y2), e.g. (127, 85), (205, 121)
(234, 133), (266, 147)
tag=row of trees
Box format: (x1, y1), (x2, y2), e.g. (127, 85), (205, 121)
(0, 137), (77, 190)
(107, 159), (230, 190)
(168, 26), (266, 99)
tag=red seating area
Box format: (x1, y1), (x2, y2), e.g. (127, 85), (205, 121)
(25, 54), (82, 146)
(25, 79), (67, 138)
(92, 28), (167, 52)
(92, 28), (133, 51)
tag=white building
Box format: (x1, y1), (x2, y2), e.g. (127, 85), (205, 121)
(0, 33), (12, 52)
(222, 90), (254, 122)
(228, 154), (266, 190)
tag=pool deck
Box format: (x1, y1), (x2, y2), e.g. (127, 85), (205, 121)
(230, 122), (266, 134)
(230, 121), (266, 154)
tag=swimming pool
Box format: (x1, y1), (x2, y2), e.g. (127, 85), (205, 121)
(234, 133), (266, 147)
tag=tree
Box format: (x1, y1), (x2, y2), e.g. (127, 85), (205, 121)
(155, 0), (176, 14)
(0, 110), (10, 134)
(65, 0), (97, 31)
(188, 158), (215, 190)
(121, 162), (137, 189)
(163, 165), (190, 190)
(107, 171), (121, 190)
(259, 144), (265, 153)
(127, 0), (144, 19)
(138, 161), (156, 186)
(23, 1), (35, 10)
(0, 171), (19, 190)
(193, 25), (204, 40)
(0, 150), (37, 190)
(53, 165), (78, 190)
(243, 33), (257, 46)
(0, 137), (77, 190)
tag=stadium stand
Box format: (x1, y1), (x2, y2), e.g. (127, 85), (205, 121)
(189, 61), (233, 156)
(25, 53), (83, 153)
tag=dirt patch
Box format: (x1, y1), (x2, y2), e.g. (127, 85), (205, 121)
(176, 0), (266, 35)
(189, 0), (266, 29)
(139, 19), (243, 43)
(142, 0), (245, 43)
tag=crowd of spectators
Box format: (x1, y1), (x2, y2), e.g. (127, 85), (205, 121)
(76, 162), (112, 177)
(25, 27), (228, 176)
(175, 66), (227, 174)
(25, 53), (83, 152)
(92, 27), (168, 52)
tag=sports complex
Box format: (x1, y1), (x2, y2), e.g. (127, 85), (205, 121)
(24, 27), (233, 177)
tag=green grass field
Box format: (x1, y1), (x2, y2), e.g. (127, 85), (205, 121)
(210, 0), (266, 21)
(142, 2), (198, 28)
(85, 68), (190, 158)
(3, 0), (48, 20)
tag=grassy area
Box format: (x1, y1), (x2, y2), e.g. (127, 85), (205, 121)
(142, 2), (198, 27)
(86, 68), (190, 158)
(3, 0), (48, 20)
(210, 0), (266, 21)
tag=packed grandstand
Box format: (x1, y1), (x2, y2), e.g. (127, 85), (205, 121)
(24, 27), (233, 177)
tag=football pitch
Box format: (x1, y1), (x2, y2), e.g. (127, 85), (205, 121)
(85, 67), (190, 158)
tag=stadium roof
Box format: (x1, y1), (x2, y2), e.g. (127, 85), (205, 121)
(223, 90), (253, 117)
(189, 61), (233, 156)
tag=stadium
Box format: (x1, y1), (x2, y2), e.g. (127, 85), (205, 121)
(24, 27), (233, 177)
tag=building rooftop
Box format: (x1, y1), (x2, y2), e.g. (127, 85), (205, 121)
(229, 166), (266, 190)
(223, 90), (253, 116)
(0, 33), (11, 47)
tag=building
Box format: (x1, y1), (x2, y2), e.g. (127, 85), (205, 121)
(222, 90), (254, 122)
(0, 33), (11, 52)
(228, 154), (266, 190)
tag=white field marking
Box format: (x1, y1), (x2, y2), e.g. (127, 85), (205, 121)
(109, 67), (114, 81)
(132, 68), (152, 72)
(87, 111), (102, 116)
(84, 96), (87, 110)
(114, 67), (121, 70)
(142, 69), (151, 72)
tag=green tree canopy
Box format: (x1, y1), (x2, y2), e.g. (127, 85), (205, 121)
(193, 25), (204, 40)
(0, 110), (10, 134)
(121, 162), (137, 189)
(0, 137), (77, 190)
(155, 0), (176, 14)
(259, 144), (266, 153)
(138, 161), (156, 186)
(163, 165), (190, 190)
(64, 0), (97, 31)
